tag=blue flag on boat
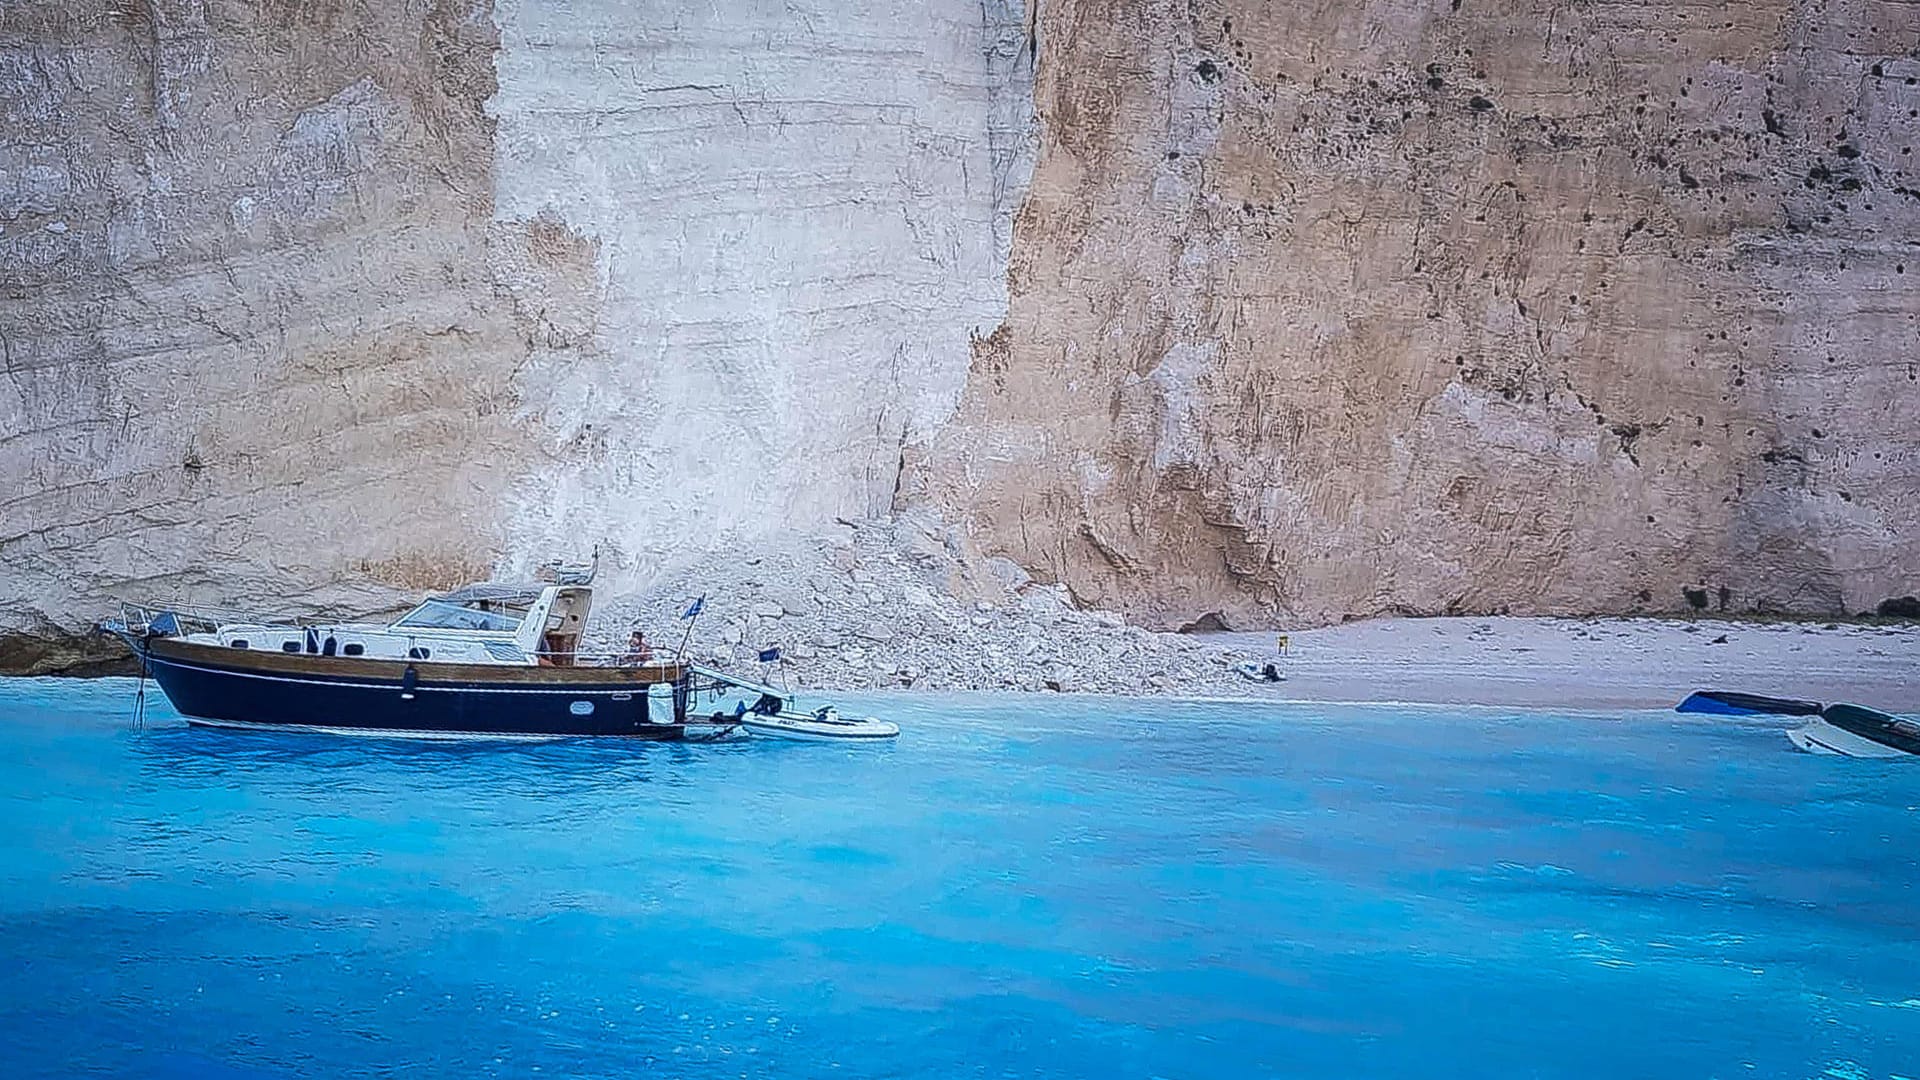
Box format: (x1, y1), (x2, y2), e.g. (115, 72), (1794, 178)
(758, 646), (781, 663)
(681, 595), (705, 620)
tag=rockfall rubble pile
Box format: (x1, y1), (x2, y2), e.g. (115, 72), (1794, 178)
(591, 516), (1270, 697)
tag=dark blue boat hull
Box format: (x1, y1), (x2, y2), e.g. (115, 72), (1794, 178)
(140, 642), (687, 739)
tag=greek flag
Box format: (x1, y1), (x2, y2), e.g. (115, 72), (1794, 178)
(681, 595), (705, 620)
(757, 646), (781, 663)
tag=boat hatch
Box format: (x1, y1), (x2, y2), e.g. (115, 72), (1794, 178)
(534, 587), (594, 665)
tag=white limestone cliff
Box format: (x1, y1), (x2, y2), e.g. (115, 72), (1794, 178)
(484, 0), (1033, 585)
(0, 0), (1034, 670)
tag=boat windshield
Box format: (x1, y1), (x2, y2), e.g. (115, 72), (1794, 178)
(393, 599), (524, 633)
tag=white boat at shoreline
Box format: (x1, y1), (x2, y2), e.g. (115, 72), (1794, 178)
(1786, 704), (1919, 758)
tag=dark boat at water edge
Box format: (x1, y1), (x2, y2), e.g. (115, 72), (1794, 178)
(126, 635), (696, 739)
(1675, 690), (1824, 717)
(1675, 690), (1918, 758)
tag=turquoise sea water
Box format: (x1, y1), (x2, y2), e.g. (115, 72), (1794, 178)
(1, 678), (1917, 1079)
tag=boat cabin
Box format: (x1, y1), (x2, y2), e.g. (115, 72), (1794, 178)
(187, 582), (599, 666)
(389, 583), (595, 663)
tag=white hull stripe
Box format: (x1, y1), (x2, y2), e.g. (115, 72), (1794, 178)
(184, 717), (582, 741)
(181, 717), (736, 741)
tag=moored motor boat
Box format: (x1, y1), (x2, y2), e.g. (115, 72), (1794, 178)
(1787, 703), (1920, 758)
(97, 563), (891, 742)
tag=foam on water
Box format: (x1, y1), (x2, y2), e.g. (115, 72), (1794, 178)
(2, 678), (1917, 1078)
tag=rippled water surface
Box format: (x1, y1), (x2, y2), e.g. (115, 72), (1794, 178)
(2, 678), (1917, 1079)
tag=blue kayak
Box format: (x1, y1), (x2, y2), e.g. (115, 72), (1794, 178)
(1675, 690), (1824, 717)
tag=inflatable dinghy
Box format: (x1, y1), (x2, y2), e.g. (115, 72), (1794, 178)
(1788, 703), (1920, 757)
(1675, 690), (1823, 717)
(740, 705), (899, 741)
(1235, 661), (1287, 684)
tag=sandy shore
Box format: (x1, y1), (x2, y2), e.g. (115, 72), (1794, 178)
(1202, 617), (1920, 712)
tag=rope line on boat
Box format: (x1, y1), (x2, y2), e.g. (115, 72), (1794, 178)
(131, 640), (150, 734)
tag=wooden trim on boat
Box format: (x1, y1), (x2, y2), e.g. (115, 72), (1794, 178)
(145, 637), (685, 685)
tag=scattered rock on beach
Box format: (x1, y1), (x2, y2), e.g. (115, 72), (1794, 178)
(590, 517), (1266, 696)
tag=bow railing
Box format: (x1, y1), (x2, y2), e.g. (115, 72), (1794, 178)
(103, 599), (399, 638)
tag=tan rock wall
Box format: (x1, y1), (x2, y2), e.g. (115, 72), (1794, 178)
(0, 0), (520, 667)
(4, 0), (1916, 674)
(922, 0), (1920, 628)
(0, 0), (1030, 670)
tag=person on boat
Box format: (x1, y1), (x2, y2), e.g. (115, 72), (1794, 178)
(620, 629), (655, 665)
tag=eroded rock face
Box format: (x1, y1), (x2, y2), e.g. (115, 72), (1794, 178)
(0, 0), (1031, 669)
(4, 0), (1917, 674)
(1, 0), (520, 669)
(482, 0), (1033, 581)
(922, 0), (1920, 628)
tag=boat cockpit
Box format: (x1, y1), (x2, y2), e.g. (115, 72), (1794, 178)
(380, 582), (596, 664)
